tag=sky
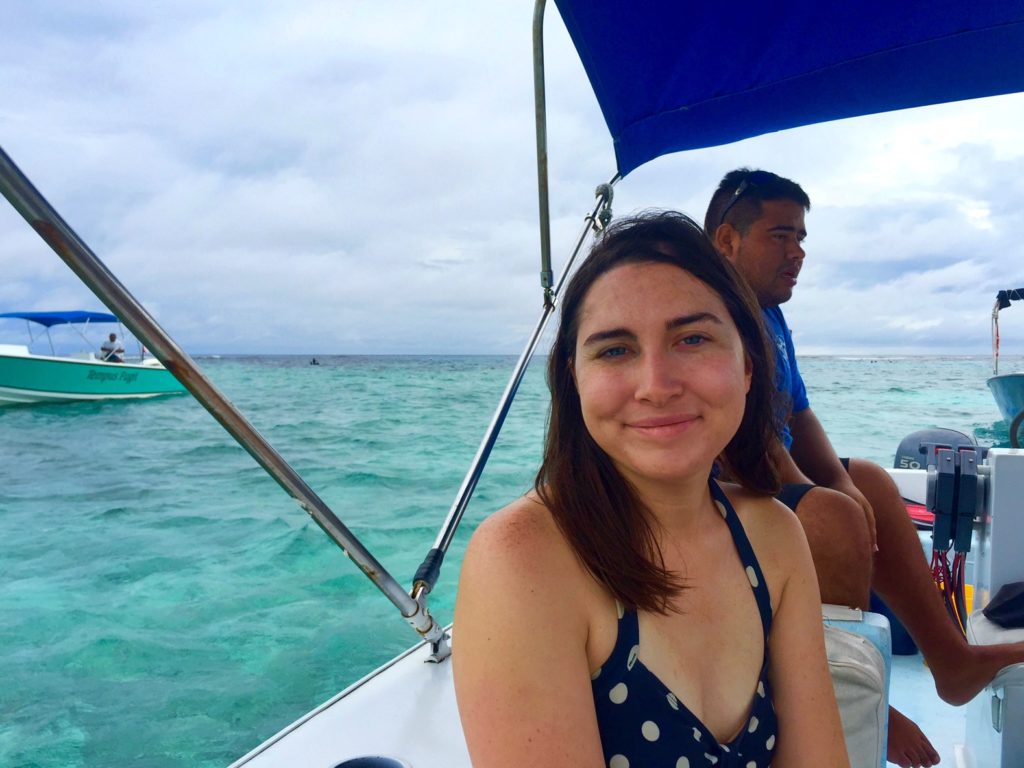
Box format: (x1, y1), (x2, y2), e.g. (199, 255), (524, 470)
(3, 2), (1024, 356)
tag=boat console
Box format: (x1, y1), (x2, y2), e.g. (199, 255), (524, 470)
(895, 440), (1024, 766)
(964, 449), (1024, 768)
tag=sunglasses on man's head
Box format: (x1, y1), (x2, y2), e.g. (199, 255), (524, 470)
(718, 170), (777, 227)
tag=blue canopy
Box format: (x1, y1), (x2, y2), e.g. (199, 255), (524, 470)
(553, 0), (1024, 176)
(997, 289), (1024, 309)
(0, 310), (118, 327)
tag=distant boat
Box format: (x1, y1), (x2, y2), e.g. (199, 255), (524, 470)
(986, 289), (1024, 446)
(0, 310), (186, 406)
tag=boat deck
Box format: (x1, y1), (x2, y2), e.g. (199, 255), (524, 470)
(890, 652), (966, 766)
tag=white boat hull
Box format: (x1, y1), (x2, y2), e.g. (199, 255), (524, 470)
(0, 348), (185, 406)
(230, 636), (469, 768)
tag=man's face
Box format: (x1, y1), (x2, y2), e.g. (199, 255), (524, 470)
(727, 199), (806, 308)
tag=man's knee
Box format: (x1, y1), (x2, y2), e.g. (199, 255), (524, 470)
(847, 457), (907, 518)
(790, 486), (872, 560)
(847, 457), (898, 496)
(788, 486), (872, 607)
(847, 457), (928, 554)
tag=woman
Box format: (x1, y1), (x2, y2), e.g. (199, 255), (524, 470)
(453, 211), (848, 767)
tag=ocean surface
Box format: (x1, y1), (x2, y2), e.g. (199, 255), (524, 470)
(1, 354), (1019, 768)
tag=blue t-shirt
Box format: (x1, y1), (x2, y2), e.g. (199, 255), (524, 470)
(762, 306), (809, 450)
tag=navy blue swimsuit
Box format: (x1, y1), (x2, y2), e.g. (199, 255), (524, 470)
(591, 480), (778, 767)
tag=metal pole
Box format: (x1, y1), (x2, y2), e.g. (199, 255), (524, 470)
(413, 180), (616, 596)
(0, 145), (446, 650)
(533, 0), (554, 306)
(410, 0), (619, 593)
(992, 300), (1000, 376)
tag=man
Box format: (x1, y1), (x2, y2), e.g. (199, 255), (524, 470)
(705, 168), (1024, 768)
(100, 333), (124, 363)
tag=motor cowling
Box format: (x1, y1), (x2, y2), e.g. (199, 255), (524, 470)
(893, 428), (977, 470)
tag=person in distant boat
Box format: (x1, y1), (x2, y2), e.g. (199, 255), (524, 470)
(100, 333), (124, 363)
(454, 212), (849, 768)
(706, 168), (1024, 768)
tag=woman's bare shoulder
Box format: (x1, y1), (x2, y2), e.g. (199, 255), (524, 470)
(718, 482), (809, 571)
(463, 493), (583, 587)
(454, 495), (612, 767)
(456, 494), (600, 658)
(721, 483), (802, 534)
(469, 494), (562, 554)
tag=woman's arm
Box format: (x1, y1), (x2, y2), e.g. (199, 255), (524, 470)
(453, 499), (607, 768)
(764, 501), (851, 767)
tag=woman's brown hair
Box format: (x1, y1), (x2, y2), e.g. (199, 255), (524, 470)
(534, 210), (780, 613)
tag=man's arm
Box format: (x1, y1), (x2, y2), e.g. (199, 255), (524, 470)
(788, 407), (877, 547)
(789, 407), (846, 487)
(770, 437), (813, 485)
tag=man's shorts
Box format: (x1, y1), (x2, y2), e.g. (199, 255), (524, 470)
(776, 457), (851, 512)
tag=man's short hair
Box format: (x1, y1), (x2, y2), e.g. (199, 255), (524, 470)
(704, 168), (811, 236)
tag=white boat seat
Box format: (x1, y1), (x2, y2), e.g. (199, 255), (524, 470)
(823, 604), (891, 768)
(964, 610), (1024, 767)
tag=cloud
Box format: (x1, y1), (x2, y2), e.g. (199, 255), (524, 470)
(3, 2), (1024, 354)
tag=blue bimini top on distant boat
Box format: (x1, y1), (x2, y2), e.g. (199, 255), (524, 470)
(0, 310), (119, 327)
(552, 0), (1024, 176)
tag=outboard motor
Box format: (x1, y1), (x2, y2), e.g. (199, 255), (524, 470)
(893, 427), (979, 470)
(894, 428), (987, 538)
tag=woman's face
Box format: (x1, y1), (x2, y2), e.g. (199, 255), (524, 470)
(572, 260), (751, 489)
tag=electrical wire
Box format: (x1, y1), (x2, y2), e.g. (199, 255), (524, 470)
(930, 547), (967, 636)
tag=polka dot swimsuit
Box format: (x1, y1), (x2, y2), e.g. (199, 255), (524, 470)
(590, 480), (777, 767)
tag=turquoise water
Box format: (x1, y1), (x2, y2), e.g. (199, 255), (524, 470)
(0, 354), (1017, 768)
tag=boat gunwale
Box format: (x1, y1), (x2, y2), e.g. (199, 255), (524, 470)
(227, 632), (445, 768)
(0, 349), (169, 371)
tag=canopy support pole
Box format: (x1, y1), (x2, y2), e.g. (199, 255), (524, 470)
(992, 299), (1001, 376)
(533, 0), (554, 307)
(411, 1), (619, 601)
(0, 145), (449, 660)
(414, 180), (615, 598)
